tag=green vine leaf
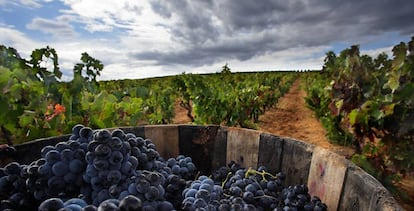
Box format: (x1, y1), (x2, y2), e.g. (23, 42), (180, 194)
(349, 109), (359, 125)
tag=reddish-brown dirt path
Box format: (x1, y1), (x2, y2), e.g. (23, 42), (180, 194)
(257, 79), (355, 158)
(172, 79), (356, 157)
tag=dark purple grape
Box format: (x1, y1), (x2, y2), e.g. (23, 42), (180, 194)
(38, 164), (52, 176)
(242, 191), (254, 203)
(125, 133), (136, 139)
(95, 130), (112, 142)
(63, 172), (77, 183)
(119, 195), (142, 211)
(74, 149), (86, 161)
(230, 186), (242, 197)
(88, 141), (100, 152)
(60, 149), (74, 162)
(93, 158), (109, 171)
(52, 161), (69, 176)
(47, 176), (65, 190)
(145, 172), (161, 186)
(120, 162), (133, 175)
(82, 205), (98, 211)
(158, 201), (174, 211)
(38, 198), (64, 211)
(80, 127), (93, 139)
(97, 200), (118, 211)
(55, 142), (70, 152)
(128, 156), (138, 170)
(94, 145), (112, 158)
(195, 189), (211, 202)
(136, 179), (150, 194)
(108, 185), (122, 198)
(69, 140), (81, 150)
(127, 138), (138, 148)
(72, 124), (84, 137)
(69, 159), (85, 174)
(184, 188), (197, 198)
(45, 150), (61, 164)
(109, 151), (124, 165)
(41, 146), (56, 158)
(193, 198), (207, 208)
(108, 137), (123, 151)
(111, 129), (126, 140)
(144, 186), (160, 201)
(120, 142), (131, 155)
(107, 170), (122, 184)
(4, 162), (21, 175)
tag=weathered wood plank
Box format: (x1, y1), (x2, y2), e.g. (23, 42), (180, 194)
(144, 125), (179, 160)
(308, 147), (347, 211)
(226, 127), (261, 169)
(178, 125), (220, 175)
(258, 133), (284, 174)
(338, 162), (403, 211)
(280, 138), (314, 186)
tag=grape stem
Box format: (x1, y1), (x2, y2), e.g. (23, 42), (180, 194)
(244, 167), (278, 182)
(221, 171), (233, 188)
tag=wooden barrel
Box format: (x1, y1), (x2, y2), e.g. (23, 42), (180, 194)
(10, 125), (402, 211)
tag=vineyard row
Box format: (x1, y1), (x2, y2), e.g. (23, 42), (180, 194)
(304, 37), (414, 193)
(0, 45), (297, 144)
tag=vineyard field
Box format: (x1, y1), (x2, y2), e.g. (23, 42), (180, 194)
(1, 38), (413, 209)
(0, 46), (298, 144)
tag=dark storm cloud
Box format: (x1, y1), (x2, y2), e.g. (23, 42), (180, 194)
(150, 0), (219, 45)
(138, 0), (414, 66)
(132, 36), (274, 66)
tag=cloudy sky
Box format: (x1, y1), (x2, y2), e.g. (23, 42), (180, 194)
(1, 0), (413, 81)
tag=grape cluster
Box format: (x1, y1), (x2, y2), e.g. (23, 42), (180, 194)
(181, 175), (224, 210)
(0, 125), (92, 210)
(0, 162), (34, 210)
(182, 164), (327, 210)
(29, 126), (90, 201)
(82, 128), (137, 205)
(166, 156), (197, 181)
(38, 195), (144, 211)
(0, 124), (327, 211)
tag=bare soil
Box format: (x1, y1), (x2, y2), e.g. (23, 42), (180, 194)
(172, 100), (193, 124)
(257, 79), (355, 158)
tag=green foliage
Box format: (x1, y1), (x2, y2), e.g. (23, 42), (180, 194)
(144, 82), (175, 124)
(173, 70), (297, 128)
(0, 45), (147, 144)
(0, 45), (299, 148)
(79, 91), (144, 128)
(73, 52), (104, 94)
(99, 77), (176, 125)
(0, 45), (65, 144)
(304, 37), (414, 185)
(304, 73), (354, 146)
(173, 73), (194, 122)
(29, 46), (62, 82)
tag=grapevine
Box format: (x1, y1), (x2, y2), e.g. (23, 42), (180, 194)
(305, 37), (414, 187)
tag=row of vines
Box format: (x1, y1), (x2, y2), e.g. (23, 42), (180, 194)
(304, 37), (414, 195)
(99, 66), (297, 129)
(0, 45), (296, 145)
(172, 66), (297, 128)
